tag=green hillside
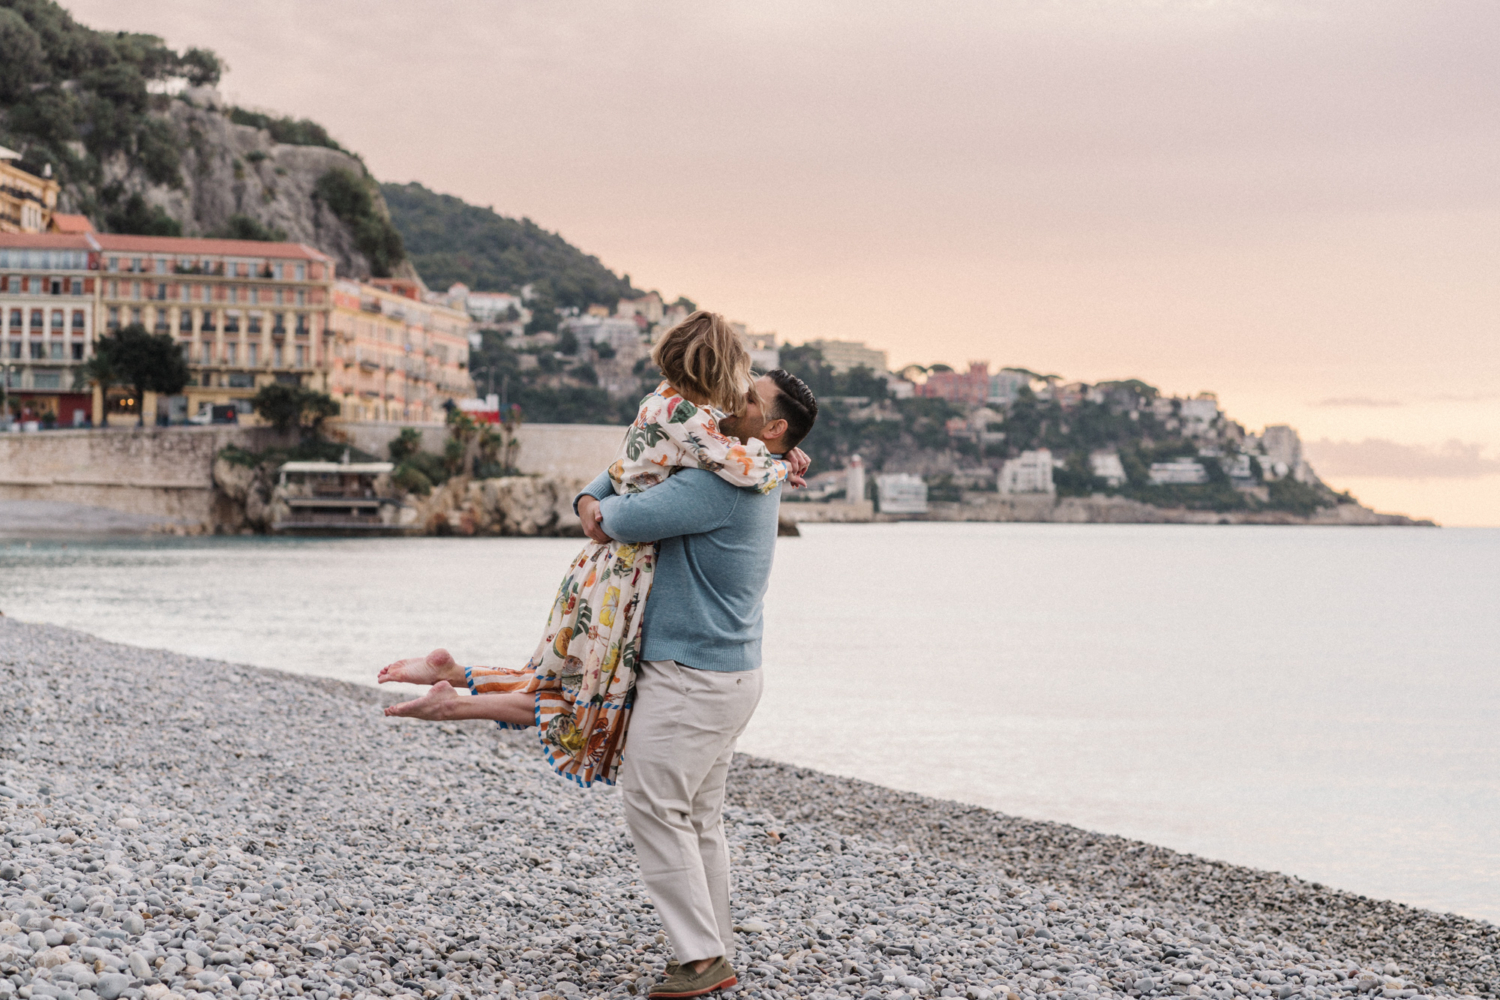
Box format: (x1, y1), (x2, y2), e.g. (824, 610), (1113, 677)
(381, 182), (639, 310)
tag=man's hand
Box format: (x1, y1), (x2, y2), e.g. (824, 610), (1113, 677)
(577, 495), (613, 544)
(785, 447), (811, 489)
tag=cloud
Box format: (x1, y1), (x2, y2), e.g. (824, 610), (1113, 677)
(1313, 397), (1402, 408)
(1304, 439), (1500, 479)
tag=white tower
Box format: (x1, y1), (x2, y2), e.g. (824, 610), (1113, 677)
(846, 454), (866, 503)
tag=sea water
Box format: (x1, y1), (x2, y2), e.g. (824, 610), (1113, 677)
(0, 524), (1495, 922)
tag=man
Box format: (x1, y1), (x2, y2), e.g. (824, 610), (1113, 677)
(573, 369), (817, 998)
(381, 370), (818, 998)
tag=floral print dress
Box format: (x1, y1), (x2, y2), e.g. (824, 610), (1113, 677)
(465, 382), (788, 786)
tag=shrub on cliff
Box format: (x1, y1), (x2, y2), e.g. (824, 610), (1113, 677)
(250, 384), (339, 440)
(314, 168), (405, 278)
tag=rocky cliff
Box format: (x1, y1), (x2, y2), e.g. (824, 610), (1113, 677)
(68, 89), (406, 280)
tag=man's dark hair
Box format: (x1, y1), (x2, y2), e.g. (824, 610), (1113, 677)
(765, 369), (818, 450)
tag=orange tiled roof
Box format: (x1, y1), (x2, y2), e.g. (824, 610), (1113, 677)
(92, 233), (331, 261)
(48, 213), (95, 234)
(0, 232), (96, 249)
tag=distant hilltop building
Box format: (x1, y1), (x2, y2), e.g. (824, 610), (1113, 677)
(999, 449), (1056, 495)
(876, 473), (928, 514)
(1148, 458), (1209, 486)
(917, 362), (990, 406)
(846, 454), (866, 503)
(1089, 450), (1127, 488)
(807, 339), (888, 374)
(0, 147), (59, 234)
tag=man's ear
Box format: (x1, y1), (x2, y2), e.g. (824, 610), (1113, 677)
(761, 417), (789, 444)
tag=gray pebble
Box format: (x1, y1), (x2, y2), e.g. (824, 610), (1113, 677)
(0, 619), (1496, 1000)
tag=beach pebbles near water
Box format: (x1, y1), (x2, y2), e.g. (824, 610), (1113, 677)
(0, 619), (1494, 1000)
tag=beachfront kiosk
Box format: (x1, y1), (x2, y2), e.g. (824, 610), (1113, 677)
(273, 461), (415, 534)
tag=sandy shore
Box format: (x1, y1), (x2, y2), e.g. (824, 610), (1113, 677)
(0, 620), (1493, 1000)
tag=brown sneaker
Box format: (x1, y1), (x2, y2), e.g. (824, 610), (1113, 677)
(648, 956), (737, 998)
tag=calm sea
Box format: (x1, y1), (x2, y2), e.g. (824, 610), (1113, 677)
(0, 524), (1496, 924)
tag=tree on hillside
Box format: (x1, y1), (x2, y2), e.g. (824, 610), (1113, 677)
(72, 341), (122, 427)
(250, 384), (339, 440)
(97, 324), (189, 426)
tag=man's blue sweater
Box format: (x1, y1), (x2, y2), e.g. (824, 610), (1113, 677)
(577, 469), (781, 672)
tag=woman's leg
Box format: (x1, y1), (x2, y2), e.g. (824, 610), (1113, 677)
(384, 682), (536, 726)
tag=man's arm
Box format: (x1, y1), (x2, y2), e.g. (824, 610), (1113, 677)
(598, 469), (741, 544)
(573, 470), (614, 514)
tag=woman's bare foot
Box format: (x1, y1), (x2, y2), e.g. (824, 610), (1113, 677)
(378, 648), (464, 686)
(384, 680), (464, 719)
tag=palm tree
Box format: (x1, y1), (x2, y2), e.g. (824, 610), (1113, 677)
(73, 341), (120, 428)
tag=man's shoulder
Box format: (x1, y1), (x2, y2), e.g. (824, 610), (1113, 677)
(674, 468), (781, 502)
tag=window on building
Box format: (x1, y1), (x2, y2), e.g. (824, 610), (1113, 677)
(295, 313), (309, 334)
(30, 309), (43, 329)
(274, 287), (284, 305)
(295, 345), (306, 367)
(249, 287), (259, 305)
(130, 308), (142, 326)
(132, 282), (141, 300)
(201, 310), (216, 332)
(154, 310), (170, 333)
(296, 288), (306, 306)
(30, 342), (44, 359)
(71, 278), (83, 295)
(33, 372), (60, 389)
(226, 343), (237, 364)
(274, 345), (284, 367)
(72, 310), (85, 330)
(228, 372), (254, 388)
(179, 311), (193, 332)
(50, 341), (64, 360)
(225, 313), (240, 333)
(295, 263), (306, 281)
(50, 278), (62, 295)
(131, 258), (142, 272)
(7, 342), (19, 359)
(107, 307), (119, 331)
(8, 309), (19, 329)
(108, 257), (120, 271)
(71, 342), (84, 361)
(248, 313), (262, 334)
(201, 343), (212, 365)
(155, 258), (167, 273)
(155, 283), (167, 301)
(272, 312), (286, 334)
(50, 310), (63, 330)
(181, 284), (191, 302)
(248, 343), (259, 366)
(272, 263), (283, 280)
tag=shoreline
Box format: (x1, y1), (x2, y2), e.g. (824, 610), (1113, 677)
(0, 620), (1494, 1000)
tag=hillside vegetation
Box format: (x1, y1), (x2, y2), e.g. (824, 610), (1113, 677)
(382, 181), (639, 310)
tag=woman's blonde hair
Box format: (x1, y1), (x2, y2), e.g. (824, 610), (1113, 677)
(650, 310), (753, 414)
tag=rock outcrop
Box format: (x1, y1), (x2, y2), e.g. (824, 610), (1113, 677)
(63, 89), (408, 281)
(410, 476), (589, 537)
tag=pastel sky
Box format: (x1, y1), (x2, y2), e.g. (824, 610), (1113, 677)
(67, 0), (1500, 525)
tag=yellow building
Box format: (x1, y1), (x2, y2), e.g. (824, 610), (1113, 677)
(94, 234), (336, 420)
(0, 147), (59, 234)
(327, 277), (474, 423)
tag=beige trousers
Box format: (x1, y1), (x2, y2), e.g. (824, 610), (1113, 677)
(620, 659), (763, 964)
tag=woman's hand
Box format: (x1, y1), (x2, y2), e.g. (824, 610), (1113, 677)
(577, 495), (614, 544)
(785, 447), (811, 488)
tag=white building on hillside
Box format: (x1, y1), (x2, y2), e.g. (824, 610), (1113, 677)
(808, 339), (888, 374)
(1089, 450), (1128, 487)
(1179, 395), (1220, 437)
(989, 369), (1031, 407)
(877, 473), (928, 514)
(561, 315), (644, 353)
(999, 449), (1055, 494)
(1149, 459), (1208, 485)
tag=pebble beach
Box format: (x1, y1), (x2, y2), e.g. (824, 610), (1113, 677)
(0, 620), (1494, 1000)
